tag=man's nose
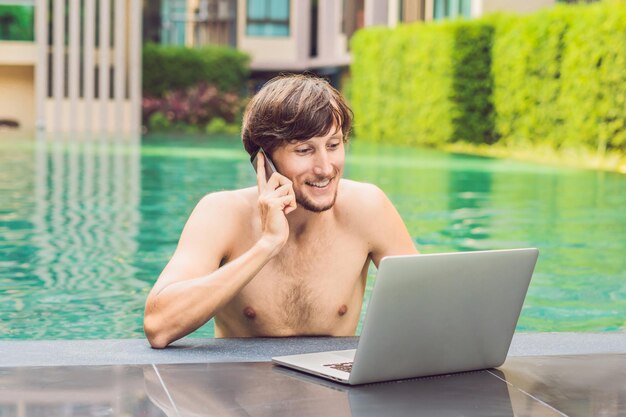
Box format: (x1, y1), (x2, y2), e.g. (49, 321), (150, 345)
(313, 151), (333, 176)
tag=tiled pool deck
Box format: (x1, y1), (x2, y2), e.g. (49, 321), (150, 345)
(1, 332), (625, 416)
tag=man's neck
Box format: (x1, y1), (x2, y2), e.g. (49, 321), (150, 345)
(286, 206), (335, 241)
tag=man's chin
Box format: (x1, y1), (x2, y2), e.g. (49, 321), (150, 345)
(296, 192), (337, 213)
(299, 201), (334, 213)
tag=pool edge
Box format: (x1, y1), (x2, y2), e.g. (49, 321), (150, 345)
(1, 332), (624, 368)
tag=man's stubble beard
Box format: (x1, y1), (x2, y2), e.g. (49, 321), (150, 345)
(294, 185), (339, 213)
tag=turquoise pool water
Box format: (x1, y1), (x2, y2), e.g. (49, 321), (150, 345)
(1, 133), (625, 340)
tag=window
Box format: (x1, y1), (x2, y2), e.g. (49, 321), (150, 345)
(246, 0), (289, 37)
(0, 1), (35, 41)
(160, 0), (188, 45)
(433, 0), (471, 20)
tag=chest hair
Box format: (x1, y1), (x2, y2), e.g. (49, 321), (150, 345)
(270, 238), (332, 329)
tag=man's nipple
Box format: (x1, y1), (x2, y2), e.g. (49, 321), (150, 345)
(338, 304), (348, 317)
(243, 306), (257, 320)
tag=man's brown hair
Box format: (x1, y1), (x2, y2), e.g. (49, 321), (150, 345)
(242, 74), (353, 156)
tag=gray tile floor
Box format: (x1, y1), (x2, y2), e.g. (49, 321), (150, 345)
(0, 333), (625, 417)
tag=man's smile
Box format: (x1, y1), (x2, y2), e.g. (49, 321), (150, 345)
(305, 177), (333, 189)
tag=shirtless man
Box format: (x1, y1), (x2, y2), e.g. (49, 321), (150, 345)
(144, 75), (418, 348)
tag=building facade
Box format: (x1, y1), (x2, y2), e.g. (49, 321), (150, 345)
(0, 0), (142, 133)
(153, 0), (560, 84)
(1, 0), (578, 132)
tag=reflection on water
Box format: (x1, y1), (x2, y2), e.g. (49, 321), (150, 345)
(2, 133), (144, 339)
(0, 134), (625, 339)
(347, 142), (626, 332)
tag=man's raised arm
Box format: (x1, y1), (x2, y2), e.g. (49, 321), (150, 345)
(143, 154), (296, 348)
(143, 192), (263, 348)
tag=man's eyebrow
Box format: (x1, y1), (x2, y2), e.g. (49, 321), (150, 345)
(291, 133), (342, 144)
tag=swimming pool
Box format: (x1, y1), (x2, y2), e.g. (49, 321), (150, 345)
(1, 132), (624, 340)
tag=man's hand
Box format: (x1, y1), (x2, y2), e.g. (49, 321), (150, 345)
(256, 151), (297, 256)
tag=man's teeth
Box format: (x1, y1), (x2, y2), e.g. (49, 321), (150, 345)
(307, 179), (331, 188)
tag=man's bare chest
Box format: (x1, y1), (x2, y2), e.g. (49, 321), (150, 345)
(221, 233), (370, 335)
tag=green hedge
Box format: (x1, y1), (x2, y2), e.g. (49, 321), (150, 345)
(143, 44), (250, 97)
(351, 20), (492, 146)
(351, 24), (456, 146)
(350, 1), (626, 156)
(451, 22), (495, 144)
(493, 2), (626, 154)
(492, 7), (574, 149)
(558, 2), (626, 153)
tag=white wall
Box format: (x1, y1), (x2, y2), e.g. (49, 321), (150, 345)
(476, 0), (556, 16)
(237, 0), (300, 66)
(0, 65), (35, 130)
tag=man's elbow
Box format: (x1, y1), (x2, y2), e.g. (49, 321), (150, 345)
(143, 312), (171, 349)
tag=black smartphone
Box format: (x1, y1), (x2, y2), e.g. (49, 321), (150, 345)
(250, 147), (278, 181)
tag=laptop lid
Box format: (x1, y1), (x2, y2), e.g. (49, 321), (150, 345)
(348, 248), (538, 384)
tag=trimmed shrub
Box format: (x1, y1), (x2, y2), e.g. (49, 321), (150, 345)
(451, 22), (495, 144)
(492, 2), (626, 155)
(148, 112), (171, 131)
(558, 1), (626, 154)
(491, 7), (575, 148)
(351, 20), (492, 146)
(351, 1), (626, 158)
(142, 82), (245, 131)
(350, 27), (389, 142)
(143, 44), (250, 97)
(351, 24), (455, 145)
(206, 117), (240, 135)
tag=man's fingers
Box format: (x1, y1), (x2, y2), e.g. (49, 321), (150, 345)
(284, 198), (298, 214)
(256, 151), (267, 192)
(256, 155), (297, 214)
(266, 172), (292, 190)
(267, 183), (293, 198)
(276, 195), (297, 214)
(260, 194), (293, 211)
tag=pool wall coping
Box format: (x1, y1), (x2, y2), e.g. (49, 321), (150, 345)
(1, 332), (624, 368)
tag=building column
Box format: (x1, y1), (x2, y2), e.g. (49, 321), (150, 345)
(317, 0), (338, 62)
(424, 0), (434, 21)
(388, 0), (399, 27)
(364, 0), (388, 27)
(295, 0), (311, 63)
(35, 0), (48, 130)
(472, 0), (483, 18)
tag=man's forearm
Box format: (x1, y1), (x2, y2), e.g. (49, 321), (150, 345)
(144, 238), (277, 348)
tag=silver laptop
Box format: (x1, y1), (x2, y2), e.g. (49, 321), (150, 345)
(272, 248), (539, 385)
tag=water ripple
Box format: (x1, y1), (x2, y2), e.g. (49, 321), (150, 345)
(1, 135), (625, 339)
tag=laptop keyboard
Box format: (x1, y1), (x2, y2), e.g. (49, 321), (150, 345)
(323, 361), (353, 373)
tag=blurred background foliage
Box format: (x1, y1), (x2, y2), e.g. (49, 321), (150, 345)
(142, 44), (250, 96)
(0, 5), (34, 41)
(142, 44), (250, 133)
(350, 0), (626, 171)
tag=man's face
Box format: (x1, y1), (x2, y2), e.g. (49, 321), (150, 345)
(272, 128), (345, 213)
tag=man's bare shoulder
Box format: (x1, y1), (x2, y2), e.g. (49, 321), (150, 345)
(337, 180), (417, 261)
(338, 179), (388, 207)
(336, 179), (390, 221)
(196, 187), (256, 216)
(181, 188), (257, 259)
